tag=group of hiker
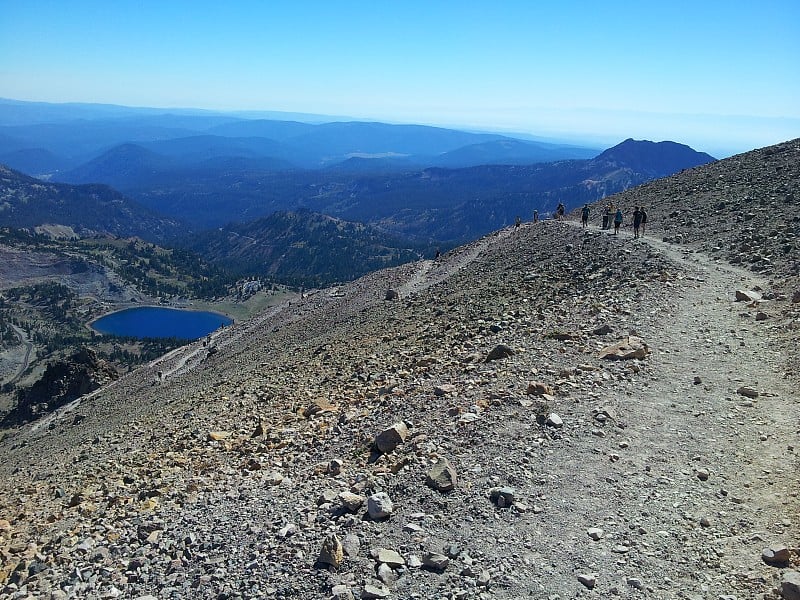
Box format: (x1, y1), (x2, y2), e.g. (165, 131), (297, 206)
(513, 202), (649, 237)
(586, 202), (648, 237)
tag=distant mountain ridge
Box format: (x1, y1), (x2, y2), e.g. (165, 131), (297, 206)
(0, 98), (601, 174)
(0, 164), (182, 241)
(74, 138), (713, 242)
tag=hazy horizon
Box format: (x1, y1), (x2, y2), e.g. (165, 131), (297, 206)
(1, 1), (798, 158)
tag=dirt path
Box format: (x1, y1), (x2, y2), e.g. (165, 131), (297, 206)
(570, 220), (799, 592)
(6, 324), (34, 384)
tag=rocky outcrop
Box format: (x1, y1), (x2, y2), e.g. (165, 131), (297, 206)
(2, 347), (118, 426)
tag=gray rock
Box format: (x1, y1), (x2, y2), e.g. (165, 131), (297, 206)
(737, 386), (760, 398)
(546, 413), (563, 428)
(489, 487), (516, 508)
(587, 527), (605, 540)
(339, 491), (366, 512)
(735, 289), (762, 302)
(422, 552), (450, 571)
(577, 573), (597, 589)
(367, 492), (394, 519)
(376, 548), (405, 567)
(426, 458), (457, 492)
(362, 584), (391, 599)
(342, 534), (361, 558)
(331, 584), (354, 600)
(376, 562), (397, 584)
(375, 422), (408, 453)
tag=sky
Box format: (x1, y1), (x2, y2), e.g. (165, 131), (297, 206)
(1, 0), (798, 156)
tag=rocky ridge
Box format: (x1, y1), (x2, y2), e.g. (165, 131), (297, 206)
(0, 140), (798, 599)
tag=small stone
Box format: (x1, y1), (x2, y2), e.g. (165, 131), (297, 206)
(699, 516), (711, 528)
(762, 544), (791, 567)
(597, 336), (649, 360)
(375, 422), (408, 453)
(693, 376), (702, 385)
(577, 573), (597, 589)
(339, 491), (366, 512)
(526, 381), (552, 396)
(477, 570), (491, 587)
(756, 311), (768, 321)
(489, 487), (516, 507)
(367, 492), (394, 519)
(331, 584), (354, 600)
(735, 289), (762, 302)
(434, 384), (457, 396)
(207, 431), (231, 441)
(587, 527), (605, 540)
(422, 552), (450, 571)
(318, 534), (344, 568)
(362, 584), (391, 599)
(328, 458), (344, 475)
(737, 386), (760, 398)
(376, 562), (397, 584)
(407, 554), (422, 568)
(546, 413), (563, 428)
(485, 344), (514, 362)
(696, 468), (710, 481)
(627, 577), (644, 590)
(376, 548), (405, 568)
(342, 534), (360, 557)
(426, 458), (458, 492)
(278, 523), (297, 538)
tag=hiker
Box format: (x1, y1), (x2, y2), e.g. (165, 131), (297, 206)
(556, 203), (565, 220)
(515, 215), (521, 229)
(581, 204), (590, 228)
(601, 209), (609, 230)
(613, 208), (623, 235)
(640, 207), (648, 236)
(632, 206), (643, 238)
(435, 248), (441, 259)
(533, 210), (539, 223)
(605, 203), (614, 230)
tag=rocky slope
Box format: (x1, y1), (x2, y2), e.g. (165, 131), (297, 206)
(0, 140), (798, 600)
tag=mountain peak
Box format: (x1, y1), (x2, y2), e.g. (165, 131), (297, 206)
(595, 139), (716, 177)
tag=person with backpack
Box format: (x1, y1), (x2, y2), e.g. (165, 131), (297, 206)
(581, 204), (590, 228)
(632, 206), (643, 238)
(556, 203), (565, 220)
(640, 207), (648, 236)
(613, 208), (623, 235)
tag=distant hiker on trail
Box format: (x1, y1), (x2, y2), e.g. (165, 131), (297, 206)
(602, 207), (609, 230)
(613, 208), (623, 235)
(515, 215), (521, 229)
(632, 206), (643, 238)
(533, 209), (539, 223)
(581, 204), (590, 228)
(640, 207), (648, 236)
(556, 203), (565, 220)
(605, 203), (614, 230)
(435, 248), (441, 259)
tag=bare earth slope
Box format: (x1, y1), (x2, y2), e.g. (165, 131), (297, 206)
(0, 143), (798, 600)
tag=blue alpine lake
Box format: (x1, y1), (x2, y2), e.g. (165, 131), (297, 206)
(90, 306), (232, 340)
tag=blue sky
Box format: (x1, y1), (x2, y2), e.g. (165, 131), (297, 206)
(1, 0), (798, 156)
